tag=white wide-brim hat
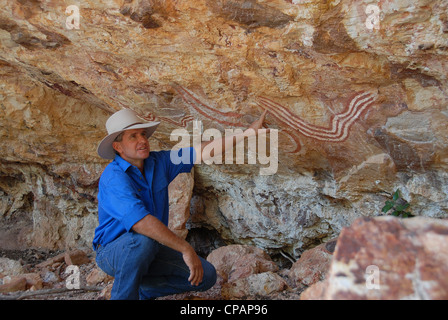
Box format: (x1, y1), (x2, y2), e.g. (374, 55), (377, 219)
(97, 109), (160, 159)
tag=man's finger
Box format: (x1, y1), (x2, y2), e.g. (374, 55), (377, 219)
(187, 261), (204, 286)
(191, 266), (204, 286)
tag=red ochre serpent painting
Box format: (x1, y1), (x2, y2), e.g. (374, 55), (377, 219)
(142, 85), (378, 153)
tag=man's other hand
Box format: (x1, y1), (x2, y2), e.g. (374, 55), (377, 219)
(182, 246), (204, 286)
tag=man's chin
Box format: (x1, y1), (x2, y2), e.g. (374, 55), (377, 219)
(136, 150), (150, 158)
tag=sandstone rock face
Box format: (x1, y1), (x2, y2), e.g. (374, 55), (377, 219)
(304, 216), (448, 300)
(0, 0), (447, 253)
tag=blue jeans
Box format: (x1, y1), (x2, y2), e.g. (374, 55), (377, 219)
(95, 232), (217, 300)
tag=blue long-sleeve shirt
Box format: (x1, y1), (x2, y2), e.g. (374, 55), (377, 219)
(92, 147), (195, 249)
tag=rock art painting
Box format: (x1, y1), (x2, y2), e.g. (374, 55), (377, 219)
(173, 85), (246, 127)
(256, 91), (378, 143)
(170, 85), (378, 153)
(141, 111), (194, 128)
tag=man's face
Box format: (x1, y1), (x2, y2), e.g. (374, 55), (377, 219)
(112, 128), (150, 163)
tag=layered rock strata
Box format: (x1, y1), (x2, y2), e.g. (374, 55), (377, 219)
(0, 0), (446, 255)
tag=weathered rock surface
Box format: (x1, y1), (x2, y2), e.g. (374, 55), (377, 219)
(0, 276), (27, 293)
(0, 0), (447, 256)
(0, 257), (24, 276)
(169, 244), (290, 300)
(302, 216), (448, 300)
(0, 248), (98, 297)
(1, 217), (447, 300)
(289, 238), (335, 286)
(221, 271), (288, 299)
(168, 171), (195, 239)
(207, 244), (278, 282)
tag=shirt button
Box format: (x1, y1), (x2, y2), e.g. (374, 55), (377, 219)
(138, 189), (141, 192)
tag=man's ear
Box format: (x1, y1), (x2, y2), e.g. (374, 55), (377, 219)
(112, 141), (122, 154)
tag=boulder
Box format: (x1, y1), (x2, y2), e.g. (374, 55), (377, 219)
(0, 276), (27, 293)
(36, 252), (66, 269)
(86, 267), (114, 286)
(64, 249), (90, 266)
(207, 244), (278, 282)
(4, 273), (43, 291)
(0, 258), (24, 277)
(300, 280), (327, 300)
(305, 216), (448, 300)
(168, 171), (195, 239)
(221, 271), (288, 299)
(289, 239), (336, 286)
(206, 244), (288, 299)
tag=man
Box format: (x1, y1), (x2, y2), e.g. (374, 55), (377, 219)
(93, 108), (268, 300)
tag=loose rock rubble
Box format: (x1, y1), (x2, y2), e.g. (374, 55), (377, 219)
(0, 248), (112, 300)
(157, 243), (327, 300)
(1, 216), (447, 300)
(0, 244), (307, 300)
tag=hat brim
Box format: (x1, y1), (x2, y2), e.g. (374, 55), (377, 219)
(97, 122), (160, 160)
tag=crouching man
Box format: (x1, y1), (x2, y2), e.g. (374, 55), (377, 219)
(93, 108), (268, 300)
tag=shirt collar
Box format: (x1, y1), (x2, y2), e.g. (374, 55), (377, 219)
(114, 154), (132, 172)
(113, 154), (156, 173)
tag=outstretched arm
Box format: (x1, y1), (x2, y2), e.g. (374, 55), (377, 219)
(134, 111), (270, 286)
(194, 110), (269, 163)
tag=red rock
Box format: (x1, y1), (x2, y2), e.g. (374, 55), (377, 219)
(321, 216), (448, 300)
(64, 249), (90, 266)
(207, 245), (278, 282)
(167, 172), (194, 239)
(300, 280), (327, 300)
(221, 271), (288, 299)
(23, 273), (43, 290)
(36, 253), (65, 269)
(0, 277), (26, 293)
(86, 267), (113, 286)
(289, 239), (336, 286)
(5, 273), (43, 291)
